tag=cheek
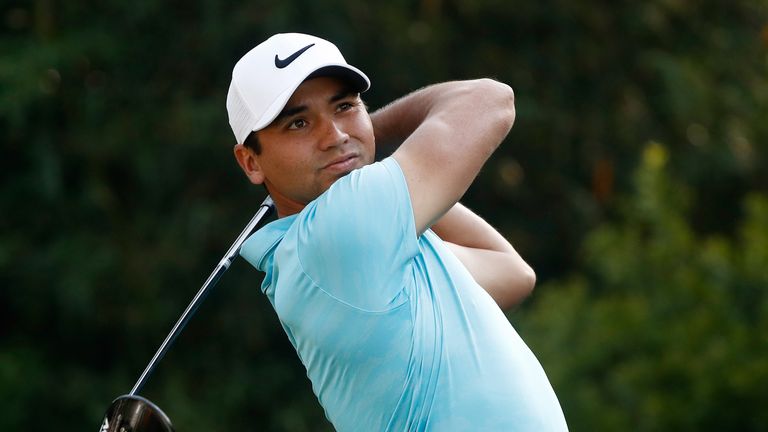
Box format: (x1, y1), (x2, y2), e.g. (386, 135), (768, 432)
(351, 117), (375, 148)
(267, 146), (317, 183)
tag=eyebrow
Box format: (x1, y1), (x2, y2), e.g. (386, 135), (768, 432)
(330, 88), (356, 103)
(274, 105), (306, 123)
(273, 87), (359, 124)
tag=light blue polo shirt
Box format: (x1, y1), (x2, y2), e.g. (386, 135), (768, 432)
(240, 157), (568, 431)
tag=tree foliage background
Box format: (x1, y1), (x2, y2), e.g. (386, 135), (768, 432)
(1, 0), (766, 430)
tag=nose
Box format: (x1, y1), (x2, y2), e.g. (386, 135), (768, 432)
(317, 117), (349, 151)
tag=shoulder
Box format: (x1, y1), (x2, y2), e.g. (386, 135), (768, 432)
(286, 158), (419, 308)
(304, 157), (411, 227)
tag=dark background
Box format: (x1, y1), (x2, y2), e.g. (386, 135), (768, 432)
(2, 0), (767, 430)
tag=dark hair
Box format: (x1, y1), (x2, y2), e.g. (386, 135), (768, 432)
(243, 131), (261, 154)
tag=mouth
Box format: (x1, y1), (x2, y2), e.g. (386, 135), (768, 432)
(322, 154), (359, 173)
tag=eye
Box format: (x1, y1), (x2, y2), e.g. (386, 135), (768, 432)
(288, 118), (307, 130)
(336, 101), (354, 112)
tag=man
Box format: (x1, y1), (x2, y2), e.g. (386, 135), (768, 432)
(227, 33), (568, 431)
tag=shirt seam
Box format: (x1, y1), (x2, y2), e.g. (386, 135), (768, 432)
(295, 247), (410, 314)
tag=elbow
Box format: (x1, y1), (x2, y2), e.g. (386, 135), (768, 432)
(511, 263), (536, 302)
(496, 262), (536, 310)
(474, 78), (516, 136)
(491, 79), (516, 121)
(521, 264), (537, 297)
(497, 81), (516, 131)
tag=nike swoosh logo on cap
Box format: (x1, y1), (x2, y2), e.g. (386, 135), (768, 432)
(274, 43), (315, 69)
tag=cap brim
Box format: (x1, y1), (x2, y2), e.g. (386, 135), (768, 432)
(253, 63), (370, 132)
(307, 65), (370, 93)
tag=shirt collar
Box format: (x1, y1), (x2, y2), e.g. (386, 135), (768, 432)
(239, 214), (297, 271)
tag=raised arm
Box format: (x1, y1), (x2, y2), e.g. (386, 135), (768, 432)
(371, 80), (528, 309)
(370, 79), (516, 235)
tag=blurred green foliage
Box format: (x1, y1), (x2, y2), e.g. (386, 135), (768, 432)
(515, 143), (768, 431)
(1, 0), (766, 430)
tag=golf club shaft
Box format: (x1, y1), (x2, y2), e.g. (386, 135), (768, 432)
(129, 196), (274, 396)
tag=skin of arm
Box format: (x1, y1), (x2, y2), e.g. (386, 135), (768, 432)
(430, 203), (535, 310)
(370, 79), (534, 310)
(372, 79), (515, 233)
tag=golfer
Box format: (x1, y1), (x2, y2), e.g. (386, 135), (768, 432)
(227, 33), (568, 431)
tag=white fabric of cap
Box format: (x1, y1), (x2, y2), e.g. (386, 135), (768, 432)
(226, 33), (371, 145)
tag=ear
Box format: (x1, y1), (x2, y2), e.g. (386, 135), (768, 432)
(233, 143), (266, 185)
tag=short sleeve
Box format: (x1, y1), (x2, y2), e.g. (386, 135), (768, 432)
(294, 157), (419, 311)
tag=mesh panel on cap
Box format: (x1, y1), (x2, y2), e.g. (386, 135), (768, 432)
(227, 81), (257, 144)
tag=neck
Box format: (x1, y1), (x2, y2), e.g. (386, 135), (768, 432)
(275, 201), (305, 218)
(264, 187), (306, 218)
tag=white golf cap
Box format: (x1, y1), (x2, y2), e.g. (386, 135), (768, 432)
(226, 33), (370, 144)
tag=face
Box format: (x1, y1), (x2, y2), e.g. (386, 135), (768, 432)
(234, 76), (375, 216)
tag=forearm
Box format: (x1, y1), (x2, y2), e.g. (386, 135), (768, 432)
(432, 204), (536, 310)
(431, 203), (513, 253)
(370, 80), (514, 160)
(369, 83), (440, 154)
